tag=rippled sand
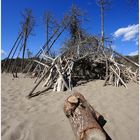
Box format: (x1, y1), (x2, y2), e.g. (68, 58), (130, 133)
(1, 73), (139, 140)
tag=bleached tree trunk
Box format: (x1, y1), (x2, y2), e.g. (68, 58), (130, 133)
(42, 67), (53, 87)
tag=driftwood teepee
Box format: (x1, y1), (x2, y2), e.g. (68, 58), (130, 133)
(25, 35), (139, 98)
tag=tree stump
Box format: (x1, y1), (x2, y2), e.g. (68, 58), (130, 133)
(63, 92), (111, 140)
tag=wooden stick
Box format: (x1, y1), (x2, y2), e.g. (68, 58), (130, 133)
(68, 61), (74, 90)
(35, 25), (61, 57)
(34, 65), (42, 83)
(105, 59), (109, 78)
(47, 25), (67, 53)
(27, 55), (60, 97)
(41, 67), (49, 81)
(2, 31), (23, 71)
(110, 66), (127, 88)
(56, 76), (63, 91)
(103, 75), (110, 86)
(22, 58), (33, 73)
(34, 60), (49, 68)
(42, 67), (54, 87)
(23, 25), (62, 74)
(55, 63), (69, 90)
(41, 54), (54, 61)
(6, 35), (23, 71)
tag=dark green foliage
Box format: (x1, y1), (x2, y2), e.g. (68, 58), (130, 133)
(1, 58), (34, 73)
(126, 55), (139, 63)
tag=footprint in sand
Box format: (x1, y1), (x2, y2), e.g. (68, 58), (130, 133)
(2, 120), (32, 140)
(1, 125), (10, 136)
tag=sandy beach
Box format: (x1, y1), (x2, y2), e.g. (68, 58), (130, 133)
(1, 73), (139, 140)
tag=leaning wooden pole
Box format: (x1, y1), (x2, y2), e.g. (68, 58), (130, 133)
(46, 16), (49, 52)
(11, 42), (25, 77)
(47, 25), (67, 53)
(5, 31), (23, 61)
(100, 0), (105, 48)
(22, 21), (29, 70)
(113, 51), (139, 67)
(6, 35), (23, 72)
(36, 25), (61, 57)
(27, 55), (60, 98)
(2, 31), (23, 72)
(64, 92), (111, 140)
(23, 25), (62, 73)
(27, 64), (54, 98)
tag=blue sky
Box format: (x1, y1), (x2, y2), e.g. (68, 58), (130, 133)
(1, 0), (139, 59)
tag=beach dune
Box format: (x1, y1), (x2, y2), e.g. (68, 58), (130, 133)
(1, 73), (139, 140)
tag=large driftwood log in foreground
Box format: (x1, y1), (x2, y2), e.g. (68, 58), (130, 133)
(64, 92), (111, 140)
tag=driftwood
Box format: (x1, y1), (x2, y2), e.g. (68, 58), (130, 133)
(34, 60), (49, 68)
(2, 6), (139, 96)
(27, 55), (60, 98)
(110, 66), (127, 88)
(3, 9), (138, 97)
(4, 16), (136, 97)
(27, 65), (54, 98)
(64, 92), (111, 140)
(26, 47), (138, 98)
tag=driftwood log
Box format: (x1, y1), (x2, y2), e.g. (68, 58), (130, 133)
(64, 92), (111, 140)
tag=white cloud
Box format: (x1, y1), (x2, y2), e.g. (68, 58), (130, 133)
(1, 49), (6, 55)
(128, 50), (138, 56)
(114, 24), (139, 41)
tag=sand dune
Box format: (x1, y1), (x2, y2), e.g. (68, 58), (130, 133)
(1, 73), (139, 140)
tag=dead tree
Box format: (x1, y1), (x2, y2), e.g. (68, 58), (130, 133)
(62, 4), (86, 57)
(44, 11), (58, 53)
(64, 92), (111, 140)
(69, 5), (83, 43)
(97, 0), (111, 48)
(21, 9), (35, 70)
(2, 9), (35, 75)
(23, 15), (69, 76)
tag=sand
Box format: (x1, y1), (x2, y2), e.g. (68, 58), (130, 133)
(1, 73), (139, 140)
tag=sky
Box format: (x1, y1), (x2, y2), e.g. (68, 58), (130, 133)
(1, 0), (139, 59)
